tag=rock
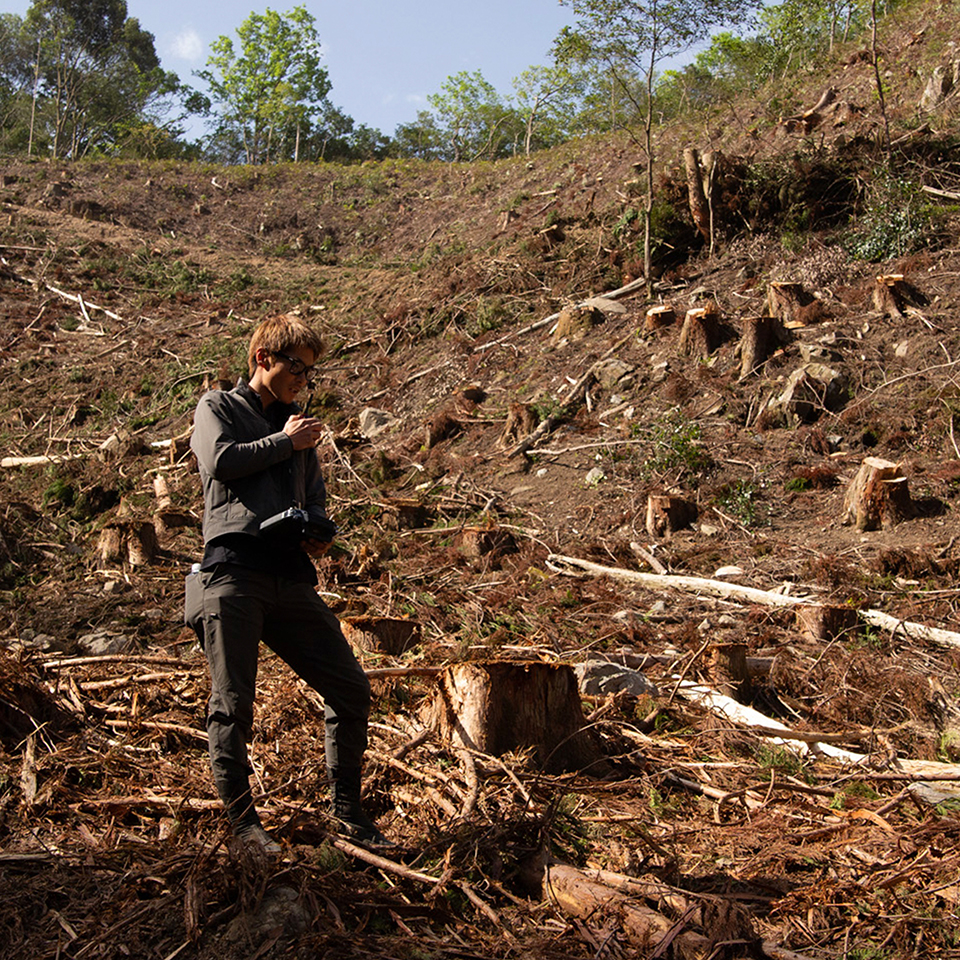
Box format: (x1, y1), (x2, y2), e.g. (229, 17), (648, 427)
(575, 661), (659, 698)
(581, 297), (627, 315)
(358, 407), (398, 439)
(224, 885), (310, 943)
(584, 466), (605, 486)
(591, 358), (634, 390)
(770, 363), (846, 424)
(77, 629), (134, 656)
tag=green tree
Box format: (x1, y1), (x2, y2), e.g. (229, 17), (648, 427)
(197, 6), (333, 164)
(427, 70), (519, 161)
(18, 0), (181, 158)
(512, 62), (586, 155)
(392, 109), (446, 160)
(559, 0), (758, 287)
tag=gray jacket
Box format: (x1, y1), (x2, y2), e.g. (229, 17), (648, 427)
(191, 380), (327, 546)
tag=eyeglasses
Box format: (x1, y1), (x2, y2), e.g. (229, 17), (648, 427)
(273, 351), (317, 384)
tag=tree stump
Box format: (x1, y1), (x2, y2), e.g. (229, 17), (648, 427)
(707, 643), (754, 704)
(738, 316), (777, 378)
(455, 526), (517, 560)
(683, 147), (711, 243)
(341, 616), (420, 655)
(872, 274), (924, 317)
(646, 494), (697, 539)
(426, 661), (606, 773)
(644, 304), (676, 331)
(841, 457), (913, 531)
(678, 305), (720, 359)
(553, 305), (601, 343)
(767, 281), (815, 327)
(795, 604), (860, 644)
(499, 402), (539, 448)
(382, 498), (431, 530)
(98, 520), (159, 567)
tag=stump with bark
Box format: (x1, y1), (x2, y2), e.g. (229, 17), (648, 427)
(98, 520), (159, 568)
(644, 304), (677, 331)
(646, 494), (697, 539)
(455, 526), (517, 560)
(426, 661), (606, 773)
(841, 456), (913, 531)
(382, 498), (432, 530)
(678, 305), (720, 359)
(873, 274), (924, 317)
(499, 402), (538, 448)
(767, 281), (816, 327)
(552, 305), (601, 343)
(707, 643), (754, 704)
(342, 616), (420, 655)
(738, 315), (779, 378)
(796, 604), (860, 644)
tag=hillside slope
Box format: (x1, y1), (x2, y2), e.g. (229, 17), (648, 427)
(3, 5), (960, 957)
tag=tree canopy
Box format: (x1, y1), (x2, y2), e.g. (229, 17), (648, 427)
(0, 0), (183, 158)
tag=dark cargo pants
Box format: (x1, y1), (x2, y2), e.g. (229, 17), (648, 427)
(199, 563), (370, 821)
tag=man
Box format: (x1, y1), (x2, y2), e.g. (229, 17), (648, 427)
(189, 314), (388, 853)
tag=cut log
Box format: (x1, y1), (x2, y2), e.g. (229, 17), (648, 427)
(738, 316), (777, 378)
(678, 305), (720, 359)
(707, 643), (754, 704)
(795, 604), (860, 644)
(426, 661), (606, 773)
(646, 494), (697, 539)
(342, 616), (420, 655)
(455, 526), (517, 560)
(644, 304), (677, 331)
(543, 862), (714, 958)
(841, 457), (913, 531)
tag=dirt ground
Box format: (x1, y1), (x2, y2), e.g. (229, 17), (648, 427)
(4, 8), (960, 957)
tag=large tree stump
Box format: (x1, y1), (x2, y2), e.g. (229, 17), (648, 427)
(841, 457), (913, 531)
(795, 604), (860, 644)
(426, 661), (606, 773)
(342, 616), (420, 655)
(678, 305), (720, 359)
(738, 316), (777, 378)
(646, 494), (697, 539)
(552, 305), (601, 343)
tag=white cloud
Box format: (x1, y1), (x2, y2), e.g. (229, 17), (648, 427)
(169, 29), (204, 62)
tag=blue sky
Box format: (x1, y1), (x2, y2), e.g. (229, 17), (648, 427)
(6, 1), (575, 136)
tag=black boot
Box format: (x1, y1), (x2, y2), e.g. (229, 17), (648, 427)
(330, 767), (393, 847)
(217, 779), (280, 855)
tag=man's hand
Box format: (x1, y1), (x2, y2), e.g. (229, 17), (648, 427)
(303, 538), (332, 558)
(284, 414), (324, 450)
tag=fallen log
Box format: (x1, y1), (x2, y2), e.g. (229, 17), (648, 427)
(546, 553), (960, 652)
(543, 861), (717, 959)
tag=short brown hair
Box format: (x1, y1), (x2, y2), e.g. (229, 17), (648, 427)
(247, 314), (323, 377)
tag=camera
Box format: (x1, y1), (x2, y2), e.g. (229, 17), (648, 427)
(260, 508), (337, 543)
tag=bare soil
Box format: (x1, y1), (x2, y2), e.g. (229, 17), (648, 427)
(4, 8), (960, 957)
